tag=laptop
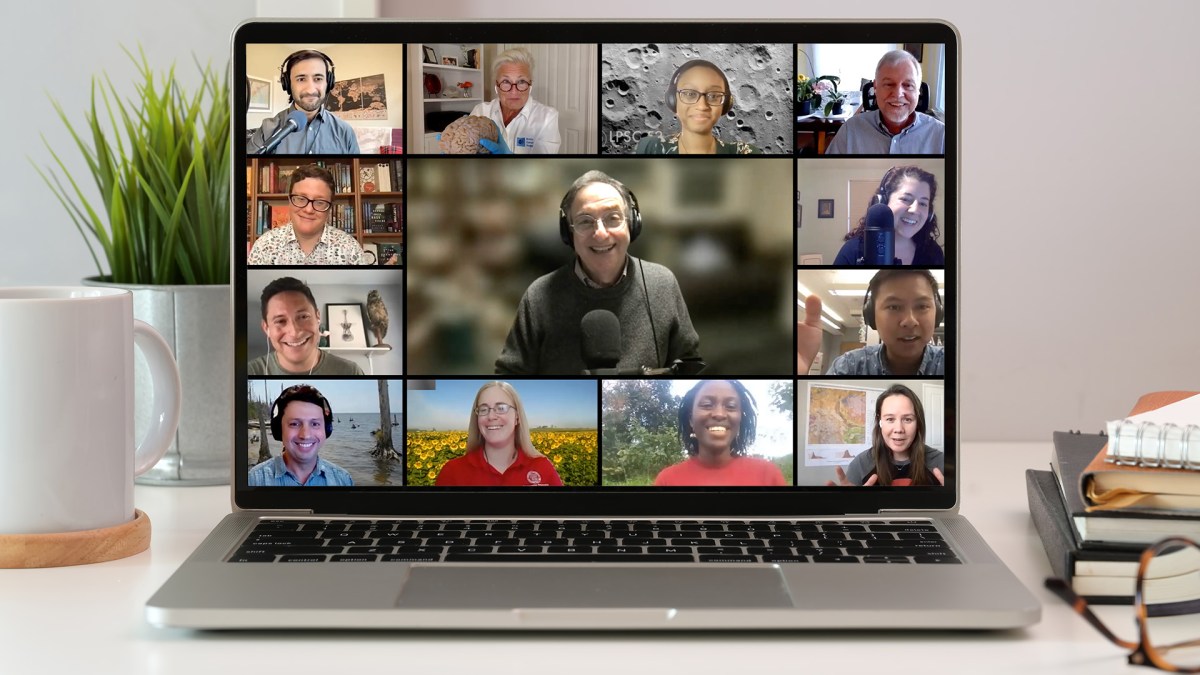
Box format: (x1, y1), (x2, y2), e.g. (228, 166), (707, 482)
(146, 19), (1041, 630)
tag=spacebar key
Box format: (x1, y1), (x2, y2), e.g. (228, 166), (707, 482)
(443, 553), (693, 563)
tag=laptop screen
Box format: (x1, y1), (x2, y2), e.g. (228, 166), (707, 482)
(233, 21), (958, 517)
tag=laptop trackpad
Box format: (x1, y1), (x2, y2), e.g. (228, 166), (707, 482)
(396, 565), (793, 609)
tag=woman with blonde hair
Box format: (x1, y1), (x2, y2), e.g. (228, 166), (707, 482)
(435, 381), (563, 486)
(468, 47), (562, 154)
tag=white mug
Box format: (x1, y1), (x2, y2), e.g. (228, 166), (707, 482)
(0, 287), (181, 534)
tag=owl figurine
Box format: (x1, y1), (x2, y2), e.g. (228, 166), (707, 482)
(366, 290), (390, 349)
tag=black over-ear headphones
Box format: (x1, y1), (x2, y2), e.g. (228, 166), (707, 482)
(270, 385), (334, 441)
(862, 269), (945, 330)
(559, 181), (643, 246)
(664, 59), (734, 116)
(279, 50), (336, 102)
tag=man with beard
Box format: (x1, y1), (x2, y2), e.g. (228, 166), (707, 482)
(247, 49), (360, 155)
(825, 50), (944, 155)
(248, 276), (364, 376)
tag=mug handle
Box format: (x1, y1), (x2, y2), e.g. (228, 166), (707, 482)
(131, 320), (183, 476)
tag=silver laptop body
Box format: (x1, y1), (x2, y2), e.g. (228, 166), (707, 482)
(146, 18), (1040, 631)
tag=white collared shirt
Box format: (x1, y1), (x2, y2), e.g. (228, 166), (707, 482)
(470, 96), (561, 154)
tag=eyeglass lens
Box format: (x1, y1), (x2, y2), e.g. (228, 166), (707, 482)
(476, 403), (512, 416)
(497, 80), (530, 91)
(289, 195), (333, 212)
(1139, 539), (1200, 670)
(676, 89), (726, 105)
(571, 212), (625, 233)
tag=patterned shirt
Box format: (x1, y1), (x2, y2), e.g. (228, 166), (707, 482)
(249, 224), (364, 265)
(246, 106), (360, 155)
(247, 454), (354, 486)
(827, 343), (945, 376)
(825, 110), (945, 155)
(635, 132), (762, 155)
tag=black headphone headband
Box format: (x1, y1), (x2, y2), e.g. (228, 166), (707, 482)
(270, 385), (334, 441)
(665, 59), (733, 116)
(862, 269), (945, 330)
(558, 179), (643, 246)
(279, 50), (335, 103)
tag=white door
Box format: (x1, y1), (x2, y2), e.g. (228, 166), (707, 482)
(502, 43), (597, 154)
(922, 383), (945, 450)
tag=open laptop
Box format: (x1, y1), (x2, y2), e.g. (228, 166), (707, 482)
(146, 19), (1040, 630)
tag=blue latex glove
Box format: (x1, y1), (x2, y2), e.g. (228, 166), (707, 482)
(478, 120), (513, 154)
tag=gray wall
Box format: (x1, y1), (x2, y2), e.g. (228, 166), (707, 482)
(600, 43), (793, 154)
(11, 0), (1200, 440)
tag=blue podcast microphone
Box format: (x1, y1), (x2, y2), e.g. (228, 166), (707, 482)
(863, 203), (896, 266)
(257, 110), (308, 155)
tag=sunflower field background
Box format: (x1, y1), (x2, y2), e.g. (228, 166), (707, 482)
(406, 429), (599, 486)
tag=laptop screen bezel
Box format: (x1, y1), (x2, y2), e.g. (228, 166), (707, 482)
(230, 19), (959, 517)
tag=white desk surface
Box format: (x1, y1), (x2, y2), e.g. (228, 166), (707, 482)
(0, 443), (1154, 674)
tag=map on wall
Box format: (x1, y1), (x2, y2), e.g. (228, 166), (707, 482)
(803, 384), (882, 467)
(327, 74), (388, 120)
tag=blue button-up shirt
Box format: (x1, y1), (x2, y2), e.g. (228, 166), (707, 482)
(247, 454), (354, 486)
(247, 106), (360, 155)
(825, 110), (945, 155)
(828, 344), (945, 376)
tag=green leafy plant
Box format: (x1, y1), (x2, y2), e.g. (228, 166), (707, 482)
(34, 46), (230, 285)
(813, 75), (847, 116)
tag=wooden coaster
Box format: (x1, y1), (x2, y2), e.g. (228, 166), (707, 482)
(0, 509), (151, 568)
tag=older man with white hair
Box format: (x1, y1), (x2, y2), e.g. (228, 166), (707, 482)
(469, 46), (562, 154)
(825, 49), (944, 155)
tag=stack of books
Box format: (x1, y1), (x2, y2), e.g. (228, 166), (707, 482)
(1027, 391), (1200, 604)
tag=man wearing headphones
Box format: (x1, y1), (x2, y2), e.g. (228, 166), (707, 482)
(825, 50), (944, 155)
(246, 49), (360, 155)
(248, 385), (354, 486)
(796, 269), (944, 376)
(494, 170), (701, 375)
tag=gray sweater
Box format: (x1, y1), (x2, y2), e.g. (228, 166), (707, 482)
(495, 256), (701, 375)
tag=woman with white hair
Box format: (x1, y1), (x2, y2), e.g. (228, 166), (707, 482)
(469, 47), (562, 154)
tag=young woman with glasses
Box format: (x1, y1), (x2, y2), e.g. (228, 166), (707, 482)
(636, 59), (762, 155)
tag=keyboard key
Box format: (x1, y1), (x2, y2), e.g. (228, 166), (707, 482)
(229, 554), (276, 562)
(497, 546), (545, 553)
(347, 546), (394, 555)
(280, 555), (328, 562)
(331, 554), (378, 562)
(699, 555), (757, 563)
(382, 553), (441, 562)
(863, 556), (912, 563)
(762, 555), (809, 563)
(812, 555), (860, 563)
(914, 555), (961, 564)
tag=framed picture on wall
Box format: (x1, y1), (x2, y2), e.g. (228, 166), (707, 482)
(325, 303), (368, 349)
(247, 76), (271, 111)
(422, 46), (437, 64)
(817, 199), (834, 219)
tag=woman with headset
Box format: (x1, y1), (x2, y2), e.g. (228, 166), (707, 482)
(826, 384), (945, 486)
(636, 59), (761, 155)
(834, 165), (945, 266)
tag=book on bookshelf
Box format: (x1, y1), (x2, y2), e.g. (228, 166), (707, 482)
(1051, 431), (1200, 547)
(375, 162), (391, 193)
(360, 165), (377, 193)
(1081, 392), (1200, 510)
(378, 242), (402, 266)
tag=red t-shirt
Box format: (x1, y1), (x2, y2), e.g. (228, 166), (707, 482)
(653, 456), (787, 487)
(435, 449), (563, 486)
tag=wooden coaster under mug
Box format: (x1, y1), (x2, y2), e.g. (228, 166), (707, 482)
(0, 510), (151, 569)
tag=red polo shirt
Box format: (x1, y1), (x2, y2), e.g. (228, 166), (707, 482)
(435, 449), (563, 486)
(653, 456), (787, 487)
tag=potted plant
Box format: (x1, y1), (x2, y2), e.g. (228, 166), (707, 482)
(813, 75), (847, 116)
(34, 46), (232, 485)
(796, 73), (818, 115)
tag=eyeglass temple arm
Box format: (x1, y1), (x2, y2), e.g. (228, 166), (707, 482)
(1044, 578), (1140, 650)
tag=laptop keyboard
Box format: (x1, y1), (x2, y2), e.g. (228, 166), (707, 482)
(228, 519), (960, 564)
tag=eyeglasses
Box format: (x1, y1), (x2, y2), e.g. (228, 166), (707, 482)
(569, 212), (626, 235)
(289, 194), (333, 212)
(676, 89), (727, 106)
(497, 80), (531, 92)
(1045, 536), (1200, 671)
(475, 403), (513, 416)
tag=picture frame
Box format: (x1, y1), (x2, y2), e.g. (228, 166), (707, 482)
(325, 303), (368, 349)
(441, 56), (458, 67)
(422, 46), (437, 64)
(247, 75), (271, 111)
(902, 43), (925, 62)
(817, 199), (834, 219)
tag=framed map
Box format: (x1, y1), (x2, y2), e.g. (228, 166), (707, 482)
(803, 383), (883, 467)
